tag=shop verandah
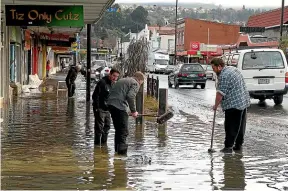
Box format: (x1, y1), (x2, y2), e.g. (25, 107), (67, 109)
(0, 0), (114, 107)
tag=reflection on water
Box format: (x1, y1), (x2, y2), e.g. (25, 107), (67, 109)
(221, 154), (246, 190)
(1, 87), (288, 190)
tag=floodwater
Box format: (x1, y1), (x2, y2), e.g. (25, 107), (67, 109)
(1, 76), (288, 190)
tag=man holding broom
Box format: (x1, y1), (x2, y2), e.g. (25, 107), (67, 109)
(107, 71), (145, 155)
(211, 58), (250, 153)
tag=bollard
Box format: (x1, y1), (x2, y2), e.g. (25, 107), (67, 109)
(136, 84), (144, 125)
(158, 88), (168, 132)
(147, 75), (151, 96)
(155, 77), (159, 100)
(158, 88), (168, 116)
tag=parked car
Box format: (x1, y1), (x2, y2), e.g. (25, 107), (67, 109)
(227, 52), (240, 67)
(234, 48), (288, 105)
(168, 63), (207, 89)
(201, 64), (216, 81)
(164, 64), (176, 74)
(91, 60), (110, 81)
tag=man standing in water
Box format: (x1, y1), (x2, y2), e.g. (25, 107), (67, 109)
(107, 71), (145, 155)
(65, 65), (82, 98)
(211, 58), (250, 153)
(92, 68), (120, 145)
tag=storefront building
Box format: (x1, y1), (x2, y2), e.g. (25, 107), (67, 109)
(1, 0), (114, 106)
(176, 18), (240, 63)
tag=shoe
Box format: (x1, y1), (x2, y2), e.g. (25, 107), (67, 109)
(233, 145), (242, 151)
(220, 147), (233, 153)
(117, 144), (128, 155)
(101, 133), (108, 144)
(94, 134), (101, 145)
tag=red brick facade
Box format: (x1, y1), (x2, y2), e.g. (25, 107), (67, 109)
(177, 18), (240, 51)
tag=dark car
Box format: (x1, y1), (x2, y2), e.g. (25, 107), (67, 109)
(168, 63), (207, 89)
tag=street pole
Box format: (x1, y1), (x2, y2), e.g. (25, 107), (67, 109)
(86, 24), (91, 102)
(120, 37), (123, 65)
(207, 28), (210, 64)
(117, 38), (120, 57)
(280, 0), (285, 41)
(174, 0), (178, 65)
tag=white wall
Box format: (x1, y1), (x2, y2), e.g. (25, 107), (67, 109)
(160, 34), (175, 53)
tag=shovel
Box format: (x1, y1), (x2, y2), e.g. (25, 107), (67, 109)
(208, 110), (217, 153)
(135, 111), (174, 124)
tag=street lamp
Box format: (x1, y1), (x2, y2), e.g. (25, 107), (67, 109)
(174, 0), (178, 65)
(280, 0), (285, 41)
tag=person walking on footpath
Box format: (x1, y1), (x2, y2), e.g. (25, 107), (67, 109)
(107, 71), (145, 155)
(65, 65), (82, 98)
(92, 68), (120, 145)
(211, 58), (250, 153)
(46, 60), (51, 78)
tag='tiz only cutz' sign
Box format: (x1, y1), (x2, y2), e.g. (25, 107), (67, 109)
(5, 5), (84, 27)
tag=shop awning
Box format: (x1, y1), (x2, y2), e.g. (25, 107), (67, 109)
(1, 0), (114, 36)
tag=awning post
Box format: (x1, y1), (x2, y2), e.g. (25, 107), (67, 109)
(86, 24), (91, 102)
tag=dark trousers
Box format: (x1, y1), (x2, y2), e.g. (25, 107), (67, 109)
(108, 105), (129, 154)
(224, 108), (247, 148)
(66, 82), (75, 97)
(93, 108), (111, 144)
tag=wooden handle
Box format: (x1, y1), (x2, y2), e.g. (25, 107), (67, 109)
(138, 114), (158, 117)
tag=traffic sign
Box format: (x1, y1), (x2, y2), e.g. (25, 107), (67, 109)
(107, 7), (121, 12)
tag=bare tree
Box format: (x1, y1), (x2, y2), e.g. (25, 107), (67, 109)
(114, 37), (149, 77)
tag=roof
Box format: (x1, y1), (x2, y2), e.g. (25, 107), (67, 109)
(236, 48), (282, 53)
(148, 26), (174, 31)
(158, 29), (175, 35)
(247, 6), (288, 27)
(237, 34), (279, 47)
(1, 0), (114, 37)
(185, 18), (240, 27)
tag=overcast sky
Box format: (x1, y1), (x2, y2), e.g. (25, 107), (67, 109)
(115, 0), (288, 8)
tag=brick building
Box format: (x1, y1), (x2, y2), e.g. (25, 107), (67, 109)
(176, 18), (240, 62)
(176, 18), (240, 52)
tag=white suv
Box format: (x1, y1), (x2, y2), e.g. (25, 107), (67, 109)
(235, 48), (288, 105)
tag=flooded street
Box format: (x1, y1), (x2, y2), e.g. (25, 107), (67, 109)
(1, 74), (288, 190)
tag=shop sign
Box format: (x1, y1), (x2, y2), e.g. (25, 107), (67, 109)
(97, 48), (110, 53)
(190, 41), (200, 51)
(5, 5), (84, 27)
(200, 44), (217, 52)
(39, 33), (70, 42)
(10, 26), (17, 42)
(24, 30), (31, 50)
(240, 27), (265, 33)
(46, 40), (71, 47)
(51, 46), (70, 51)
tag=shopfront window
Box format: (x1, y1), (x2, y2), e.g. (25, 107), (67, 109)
(10, 44), (16, 82)
(9, 43), (22, 83)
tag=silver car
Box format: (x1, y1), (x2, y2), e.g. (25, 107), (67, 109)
(201, 64), (216, 81)
(91, 60), (110, 81)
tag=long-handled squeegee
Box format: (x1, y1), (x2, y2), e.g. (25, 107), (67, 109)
(137, 111), (174, 124)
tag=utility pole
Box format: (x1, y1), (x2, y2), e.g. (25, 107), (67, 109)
(207, 28), (210, 64)
(280, 0), (285, 41)
(120, 37), (123, 65)
(174, 0), (178, 65)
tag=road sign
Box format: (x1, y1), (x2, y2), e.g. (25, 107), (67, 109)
(107, 7), (121, 13)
